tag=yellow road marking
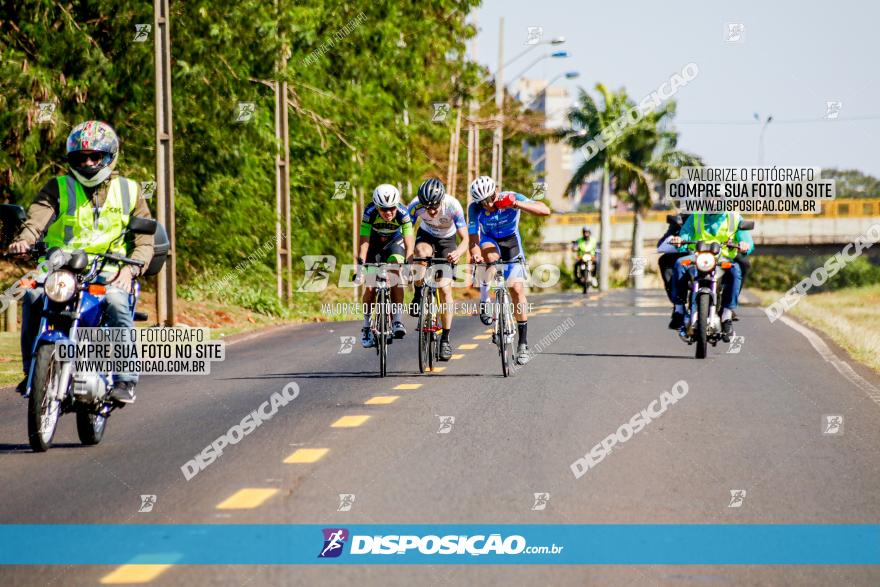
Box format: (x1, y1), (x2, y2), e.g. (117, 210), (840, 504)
(284, 448), (329, 463)
(534, 308), (553, 315)
(331, 415), (371, 428)
(393, 383), (422, 390)
(484, 328), (493, 333)
(473, 334), (491, 340)
(366, 395), (399, 405)
(101, 564), (173, 584)
(458, 343), (478, 350)
(450, 354), (465, 360)
(216, 488), (279, 510)
(430, 366), (447, 372)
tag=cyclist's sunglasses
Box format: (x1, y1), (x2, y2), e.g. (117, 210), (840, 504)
(378, 205), (398, 212)
(69, 151), (110, 166)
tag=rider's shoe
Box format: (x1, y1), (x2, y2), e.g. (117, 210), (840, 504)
(14, 377), (27, 396)
(668, 311), (685, 330)
(361, 327), (375, 348)
(109, 381), (136, 405)
(409, 295), (421, 318)
(515, 343), (531, 365)
(392, 321), (406, 339)
(439, 340), (453, 361)
(721, 320), (734, 343)
(479, 302), (494, 325)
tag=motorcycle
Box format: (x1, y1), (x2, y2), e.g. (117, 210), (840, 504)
(674, 219), (754, 359)
(572, 246), (598, 294)
(0, 204), (168, 451)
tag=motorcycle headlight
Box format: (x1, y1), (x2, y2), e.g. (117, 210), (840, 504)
(695, 252), (717, 273)
(582, 254), (590, 261)
(44, 270), (77, 303)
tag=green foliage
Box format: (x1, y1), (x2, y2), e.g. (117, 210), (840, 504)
(821, 168), (880, 199)
(749, 254), (880, 292)
(1, 0), (488, 302)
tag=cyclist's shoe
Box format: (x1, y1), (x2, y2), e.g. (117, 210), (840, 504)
(392, 321), (406, 339)
(479, 302), (494, 325)
(361, 327), (375, 348)
(721, 320), (734, 343)
(14, 377), (27, 396)
(515, 343), (531, 365)
(409, 296), (421, 317)
(109, 381), (136, 405)
(668, 311), (685, 330)
(439, 341), (453, 361)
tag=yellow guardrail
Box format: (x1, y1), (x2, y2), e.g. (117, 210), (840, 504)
(548, 198), (880, 225)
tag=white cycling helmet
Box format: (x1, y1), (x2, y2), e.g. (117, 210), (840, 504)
(469, 175), (497, 203)
(372, 183), (401, 208)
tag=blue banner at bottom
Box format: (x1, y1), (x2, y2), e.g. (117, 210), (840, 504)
(0, 525), (877, 565)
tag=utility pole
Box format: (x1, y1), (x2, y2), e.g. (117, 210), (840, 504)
(491, 17), (504, 186)
(447, 98), (462, 195)
(274, 55), (290, 302)
(154, 0), (177, 326)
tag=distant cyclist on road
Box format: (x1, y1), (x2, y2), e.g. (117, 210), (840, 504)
(407, 178), (468, 361)
(467, 175), (551, 365)
(358, 184), (414, 348)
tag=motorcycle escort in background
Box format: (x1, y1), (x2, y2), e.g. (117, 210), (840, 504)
(667, 213), (754, 359)
(0, 203), (168, 451)
(572, 244), (599, 294)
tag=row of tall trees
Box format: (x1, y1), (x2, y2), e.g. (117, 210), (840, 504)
(1, 1), (544, 311)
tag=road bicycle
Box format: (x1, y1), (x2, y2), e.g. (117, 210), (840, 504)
(476, 256), (524, 377)
(412, 256), (452, 374)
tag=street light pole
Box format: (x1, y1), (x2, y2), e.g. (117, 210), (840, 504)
(491, 17), (504, 186)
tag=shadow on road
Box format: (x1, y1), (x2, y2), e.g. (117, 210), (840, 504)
(0, 442), (82, 454)
(545, 351), (693, 360)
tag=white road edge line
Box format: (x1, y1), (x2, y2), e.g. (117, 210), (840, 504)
(779, 315), (880, 406)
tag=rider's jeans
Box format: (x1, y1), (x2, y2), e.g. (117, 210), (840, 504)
(670, 255), (743, 311)
(20, 285), (138, 385)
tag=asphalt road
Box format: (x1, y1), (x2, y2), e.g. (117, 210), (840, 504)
(1, 289), (879, 586)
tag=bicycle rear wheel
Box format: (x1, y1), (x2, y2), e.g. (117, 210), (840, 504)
(497, 290), (511, 377)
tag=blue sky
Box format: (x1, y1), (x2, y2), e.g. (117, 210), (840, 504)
(472, 0), (880, 176)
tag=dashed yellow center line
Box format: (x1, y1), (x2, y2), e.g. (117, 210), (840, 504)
(458, 343), (478, 350)
(366, 395), (399, 405)
(101, 564), (173, 584)
(484, 328), (493, 333)
(284, 447), (329, 463)
(473, 334), (491, 340)
(331, 415), (371, 428)
(430, 366), (446, 372)
(534, 308), (553, 315)
(216, 488), (279, 510)
(393, 383), (422, 390)
(450, 354), (465, 360)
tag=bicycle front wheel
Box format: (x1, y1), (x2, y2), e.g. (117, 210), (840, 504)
(377, 289), (388, 377)
(417, 289), (432, 374)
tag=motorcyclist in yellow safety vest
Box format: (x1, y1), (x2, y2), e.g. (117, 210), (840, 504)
(7, 121), (154, 403)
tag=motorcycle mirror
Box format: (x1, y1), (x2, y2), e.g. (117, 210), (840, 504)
(127, 216), (157, 235)
(739, 220), (755, 231)
(68, 250), (89, 273)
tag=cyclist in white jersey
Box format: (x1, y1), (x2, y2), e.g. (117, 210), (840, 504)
(407, 178), (468, 360)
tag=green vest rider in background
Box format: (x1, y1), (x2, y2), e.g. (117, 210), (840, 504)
(8, 121), (154, 403)
(574, 226), (597, 256)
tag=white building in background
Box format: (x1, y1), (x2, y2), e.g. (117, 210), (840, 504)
(514, 78), (576, 212)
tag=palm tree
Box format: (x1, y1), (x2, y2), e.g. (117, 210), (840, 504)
(564, 86), (702, 289)
(562, 84), (632, 291)
(612, 101), (703, 287)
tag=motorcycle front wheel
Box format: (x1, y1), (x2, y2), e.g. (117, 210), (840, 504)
(694, 293), (710, 359)
(27, 344), (63, 452)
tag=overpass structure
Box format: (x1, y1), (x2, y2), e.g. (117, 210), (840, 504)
(542, 199), (880, 255)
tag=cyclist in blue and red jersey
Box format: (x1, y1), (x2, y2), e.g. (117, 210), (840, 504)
(467, 175), (551, 365)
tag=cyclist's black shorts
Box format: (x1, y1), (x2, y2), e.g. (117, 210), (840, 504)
(481, 233), (522, 261)
(366, 235), (405, 264)
(415, 229), (457, 259)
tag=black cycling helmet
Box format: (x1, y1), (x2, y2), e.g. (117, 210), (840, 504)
(417, 178), (445, 206)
